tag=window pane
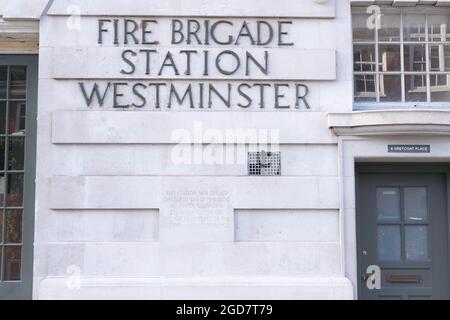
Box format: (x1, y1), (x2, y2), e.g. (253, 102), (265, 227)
(3, 246), (21, 281)
(405, 187), (427, 222)
(0, 66), (6, 99)
(0, 173), (5, 207)
(404, 44), (427, 72)
(7, 173), (23, 207)
(8, 137), (25, 171)
(5, 210), (22, 244)
(354, 74), (377, 102)
(0, 137), (4, 171)
(354, 45), (377, 72)
(405, 226), (428, 261)
(352, 14), (375, 42)
(429, 44), (450, 72)
(403, 14), (427, 42)
(428, 15), (450, 42)
(379, 74), (402, 101)
(377, 187), (401, 221)
(430, 74), (450, 101)
(378, 14), (401, 42)
(378, 226), (401, 261)
(0, 212), (3, 243)
(0, 101), (6, 134)
(405, 74), (427, 102)
(379, 45), (401, 71)
(9, 67), (26, 100)
(8, 101), (26, 135)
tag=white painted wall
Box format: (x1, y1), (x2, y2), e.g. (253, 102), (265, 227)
(32, 0), (354, 299)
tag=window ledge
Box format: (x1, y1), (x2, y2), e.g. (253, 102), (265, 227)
(328, 109), (450, 136)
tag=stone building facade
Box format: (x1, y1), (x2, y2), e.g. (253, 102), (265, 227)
(1, 0), (450, 300)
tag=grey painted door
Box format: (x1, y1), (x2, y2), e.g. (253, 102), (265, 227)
(357, 165), (450, 300)
(0, 55), (37, 300)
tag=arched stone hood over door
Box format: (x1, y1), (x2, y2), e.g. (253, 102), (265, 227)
(328, 110), (450, 136)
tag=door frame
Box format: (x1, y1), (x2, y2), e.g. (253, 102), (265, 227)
(0, 54), (38, 300)
(355, 163), (450, 299)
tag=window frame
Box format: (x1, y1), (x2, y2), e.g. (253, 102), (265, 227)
(0, 55), (37, 300)
(352, 5), (450, 110)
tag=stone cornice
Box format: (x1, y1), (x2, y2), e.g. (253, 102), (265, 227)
(328, 110), (450, 135)
(0, 18), (39, 53)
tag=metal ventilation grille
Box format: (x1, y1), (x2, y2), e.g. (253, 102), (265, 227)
(248, 151), (281, 176)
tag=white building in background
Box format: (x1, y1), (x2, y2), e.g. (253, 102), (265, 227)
(0, 0), (450, 300)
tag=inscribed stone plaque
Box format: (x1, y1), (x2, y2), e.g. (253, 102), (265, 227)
(160, 178), (233, 244)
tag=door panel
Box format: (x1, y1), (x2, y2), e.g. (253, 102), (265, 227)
(0, 55), (37, 300)
(357, 167), (450, 300)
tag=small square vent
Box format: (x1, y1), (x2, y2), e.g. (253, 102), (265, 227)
(248, 151), (281, 176)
